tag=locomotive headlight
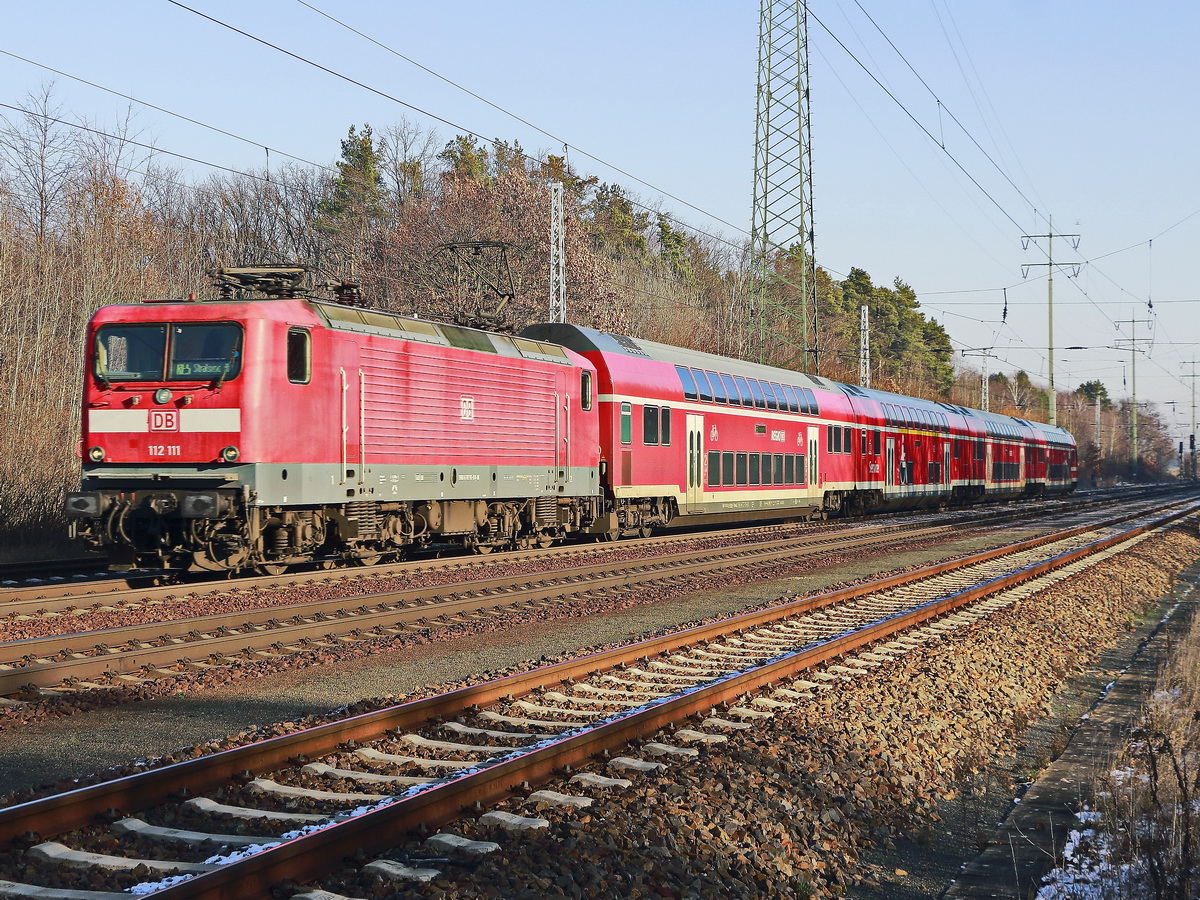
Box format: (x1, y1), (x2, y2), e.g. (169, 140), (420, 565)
(87, 446), (105, 462)
(64, 492), (102, 517)
(220, 445), (240, 463)
(154, 388), (173, 404)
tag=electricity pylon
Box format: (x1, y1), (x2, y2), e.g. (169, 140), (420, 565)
(750, 0), (815, 371)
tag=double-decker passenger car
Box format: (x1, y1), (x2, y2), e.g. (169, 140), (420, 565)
(67, 269), (1075, 576)
(527, 323), (1078, 525)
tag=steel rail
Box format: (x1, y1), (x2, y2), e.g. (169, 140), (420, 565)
(0, 485), (1170, 606)
(144, 502), (1197, 899)
(0, 519), (971, 694)
(1, 502), (1191, 858)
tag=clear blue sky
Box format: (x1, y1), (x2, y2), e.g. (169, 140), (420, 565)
(3, 1), (1198, 440)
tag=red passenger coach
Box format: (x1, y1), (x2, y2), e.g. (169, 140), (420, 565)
(523, 324), (1077, 527)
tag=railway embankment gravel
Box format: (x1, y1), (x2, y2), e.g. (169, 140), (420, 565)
(305, 528), (1200, 899)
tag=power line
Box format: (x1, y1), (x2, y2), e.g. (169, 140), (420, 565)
(808, 6), (1028, 233)
(163, 0), (753, 253)
(0, 48), (330, 173)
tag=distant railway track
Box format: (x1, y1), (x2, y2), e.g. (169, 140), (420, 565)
(0, 513), (1005, 701)
(0, 557), (106, 585)
(0, 490), (1188, 706)
(0, 499), (1192, 899)
(0, 484), (1180, 607)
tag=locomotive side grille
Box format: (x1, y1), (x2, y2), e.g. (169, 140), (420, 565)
(535, 496), (557, 524)
(345, 500), (380, 538)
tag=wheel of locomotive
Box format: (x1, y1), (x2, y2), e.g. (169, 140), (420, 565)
(595, 531), (620, 543)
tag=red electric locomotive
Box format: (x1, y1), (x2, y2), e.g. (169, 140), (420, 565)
(67, 268), (603, 574)
(67, 269), (1076, 576)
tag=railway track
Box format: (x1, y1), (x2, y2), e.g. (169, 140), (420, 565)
(0, 514), (990, 701)
(0, 494), (1180, 705)
(0, 484), (1181, 604)
(0, 493), (1184, 705)
(0, 499), (1193, 899)
(0, 558), (106, 587)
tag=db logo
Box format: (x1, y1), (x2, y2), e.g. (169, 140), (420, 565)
(460, 396), (475, 422)
(149, 410), (179, 432)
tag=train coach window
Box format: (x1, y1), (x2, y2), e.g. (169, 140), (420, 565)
(735, 452), (748, 485)
(802, 388), (819, 416)
(733, 375), (754, 406)
(843, 426), (853, 453)
(747, 379), (767, 409)
(660, 407), (672, 445)
(643, 405), (660, 445)
(708, 451), (721, 486)
(676, 366), (699, 400)
(874, 430), (881, 455)
(773, 454), (784, 485)
(785, 455), (795, 484)
(722, 452), (735, 486)
(287, 328), (311, 384)
(721, 374), (740, 406)
(620, 403), (633, 445)
(580, 371), (593, 410)
(795, 454), (806, 484)
(782, 385), (800, 413)
(761, 383), (778, 410)
(706, 371), (728, 403)
(692, 369), (714, 402)
(769, 383), (788, 410)
(749, 454), (760, 485)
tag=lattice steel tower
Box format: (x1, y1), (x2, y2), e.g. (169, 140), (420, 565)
(751, 0), (816, 370)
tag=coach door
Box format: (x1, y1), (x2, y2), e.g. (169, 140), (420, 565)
(807, 426), (819, 491)
(686, 414), (704, 509)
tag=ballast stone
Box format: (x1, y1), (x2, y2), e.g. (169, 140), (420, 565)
(362, 859), (440, 883)
(570, 772), (633, 789)
(480, 810), (550, 831)
(425, 832), (501, 855)
(527, 789), (594, 808)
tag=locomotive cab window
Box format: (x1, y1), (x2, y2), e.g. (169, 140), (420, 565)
(287, 328), (311, 384)
(95, 322), (243, 383)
